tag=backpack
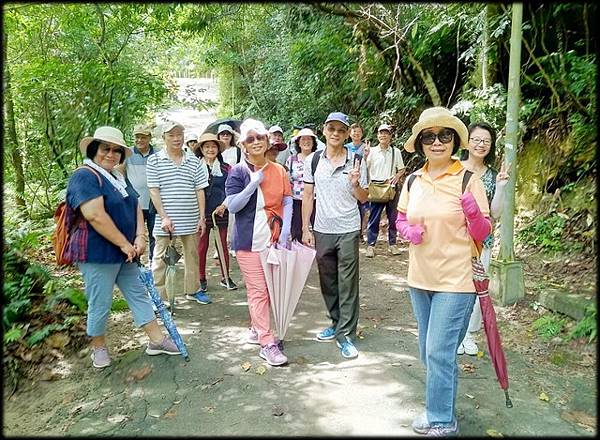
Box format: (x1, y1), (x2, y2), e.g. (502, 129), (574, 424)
(310, 149), (363, 176)
(52, 166), (102, 265)
(406, 169), (473, 193)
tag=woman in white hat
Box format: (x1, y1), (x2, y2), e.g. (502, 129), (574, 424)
(192, 133), (238, 292)
(67, 126), (180, 369)
(225, 118), (293, 367)
(285, 127), (318, 241)
(395, 108), (492, 435)
(217, 124), (242, 167)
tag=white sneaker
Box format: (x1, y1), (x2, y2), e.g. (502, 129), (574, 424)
(457, 343), (465, 355)
(461, 333), (479, 355)
(389, 244), (401, 255)
(365, 246), (375, 258)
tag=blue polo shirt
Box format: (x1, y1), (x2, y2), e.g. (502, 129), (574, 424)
(66, 168), (139, 264)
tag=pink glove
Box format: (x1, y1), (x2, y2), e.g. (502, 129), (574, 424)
(460, 192), (492, 241)
(395, 211), (425, 245)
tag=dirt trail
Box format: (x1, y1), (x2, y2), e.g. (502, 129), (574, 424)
(3, 241), (596, 436)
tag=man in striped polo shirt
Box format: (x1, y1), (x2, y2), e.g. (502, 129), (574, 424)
(147, 121), (211, 305)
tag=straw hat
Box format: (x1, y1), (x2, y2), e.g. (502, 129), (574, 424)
(133, 124), (152, 136)
(404, 107), (468, 153)
(197, 133), (227, 152)
(79, 126), (132, 157)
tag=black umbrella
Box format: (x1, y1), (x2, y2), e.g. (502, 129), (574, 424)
(203, 118), (242, 135)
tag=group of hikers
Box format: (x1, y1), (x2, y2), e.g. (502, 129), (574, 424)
(65, 106), (508, 436)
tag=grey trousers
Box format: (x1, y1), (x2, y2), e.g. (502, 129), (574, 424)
(314, 230), (361, 343)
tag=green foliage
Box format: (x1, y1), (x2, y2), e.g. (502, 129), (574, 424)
(568, 305), (597, 343)
(26, 323), (65, 347)
(517, 213), (567, 252)
(111, 297), (130, 312)
(532, 314), (567, 341)
(4, 325), (26, 344)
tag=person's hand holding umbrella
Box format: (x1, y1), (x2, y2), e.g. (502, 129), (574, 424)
(161, 216), (175, 234)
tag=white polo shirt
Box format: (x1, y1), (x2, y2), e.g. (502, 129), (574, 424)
(366, 145), (405, 181)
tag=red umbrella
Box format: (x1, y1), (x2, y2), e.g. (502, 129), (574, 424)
(472, 257), (513, 408)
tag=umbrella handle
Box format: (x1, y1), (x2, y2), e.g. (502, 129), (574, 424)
(504, 389), (513, 408)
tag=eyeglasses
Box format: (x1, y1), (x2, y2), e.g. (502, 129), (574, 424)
(99, 146), (124, 155)
(470, 137), (492, 146)
(420, 130), (454, 145)
(244, 134), (267, 144)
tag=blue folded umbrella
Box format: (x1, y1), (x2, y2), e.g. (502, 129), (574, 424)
(136, 260), (190, 362)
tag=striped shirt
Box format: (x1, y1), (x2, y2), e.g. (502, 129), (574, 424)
(146, 148), (209, 237)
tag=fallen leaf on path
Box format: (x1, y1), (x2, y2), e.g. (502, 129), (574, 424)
(477, 351), (484, 359)
(538, 392), (550, 402)
(255, 365), (267, 375)
(460, 363), (476, 373)
(486, 428), (504, 437)
(163, 409), (177, 419)
(465, 393), (475, 399)
(241, 361), (252, 371)
(173, 400), (181, 405)
(272, 405), (285, 416)
(128, 365), (152, 382)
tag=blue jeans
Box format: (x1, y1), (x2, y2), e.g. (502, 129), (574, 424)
(409, 288), (476, 426)
(366, 199), (398, 246)
(79, 262), (156, 337)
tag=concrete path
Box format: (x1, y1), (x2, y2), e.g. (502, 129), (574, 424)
(4, 245), (594, 436)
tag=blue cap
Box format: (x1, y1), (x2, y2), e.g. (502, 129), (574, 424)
(324, 112), (350, 127)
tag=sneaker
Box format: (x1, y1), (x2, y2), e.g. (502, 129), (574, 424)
(91, 346), (111, 369)
(456, 343), (465, 355)
(336, 337), (359, 359)
(412, 413), (430, 434)
(259, 343), (288, 366)
(220, 277), (238, 290)
(316, 326), (336, 341)
(461, 333), (478, 356)
(389, 244), (401, 255)
(365, 246), (375, 258)
(246, 327), (260, 345)
(199, 279), (208, 292)
(425, 419), (459, 437)
(186, 291), (212, 304)
(229, 249), (236, 257)
(146, 336), (181, 356)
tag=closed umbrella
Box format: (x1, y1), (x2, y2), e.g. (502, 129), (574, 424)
(212, 211), (231, 289)
(472, 257), (513, 408)
(260, 241), (316, 341)
(135, 259), (190, 362)
(162, 233), (181, 314)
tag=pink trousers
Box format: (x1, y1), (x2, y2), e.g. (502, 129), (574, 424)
(236, 250), (274, 346)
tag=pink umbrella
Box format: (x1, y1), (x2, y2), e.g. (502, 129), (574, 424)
(260, 241), (316, 341)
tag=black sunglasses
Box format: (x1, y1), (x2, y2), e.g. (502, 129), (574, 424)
(420, 129), (454, 145)
(244, 134), (268, 144)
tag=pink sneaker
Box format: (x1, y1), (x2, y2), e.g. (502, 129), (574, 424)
(259, 343), (288, 366)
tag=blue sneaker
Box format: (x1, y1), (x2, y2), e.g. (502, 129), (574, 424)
(316, 326), (336, 341)
(336, 337), (359, 359)
(186, 291), (212, 304)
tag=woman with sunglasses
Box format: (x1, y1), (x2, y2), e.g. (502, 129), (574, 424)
(225, 119), (293, 366)
(396, 107), (491, 436)
(67, 126), (180, 369)
(457, 122), (510, 356)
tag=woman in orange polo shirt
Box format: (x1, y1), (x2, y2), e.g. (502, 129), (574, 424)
(396, 107), (491, 436)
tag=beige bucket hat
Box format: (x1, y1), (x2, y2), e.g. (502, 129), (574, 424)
(404, 107), (468, 153)
(197, 133), (227, 152)
(79, 126), (132, 157)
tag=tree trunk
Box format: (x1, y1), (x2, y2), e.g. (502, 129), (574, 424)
(3, 28), (27, 212)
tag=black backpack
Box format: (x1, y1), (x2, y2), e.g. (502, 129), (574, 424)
(406, 169), (473, 194)
(310, 149), (363, 176)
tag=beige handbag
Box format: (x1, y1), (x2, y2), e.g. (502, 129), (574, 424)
(367, 147), (397, 203)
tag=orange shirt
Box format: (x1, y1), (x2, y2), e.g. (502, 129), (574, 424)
(397, 160), (490, 293)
